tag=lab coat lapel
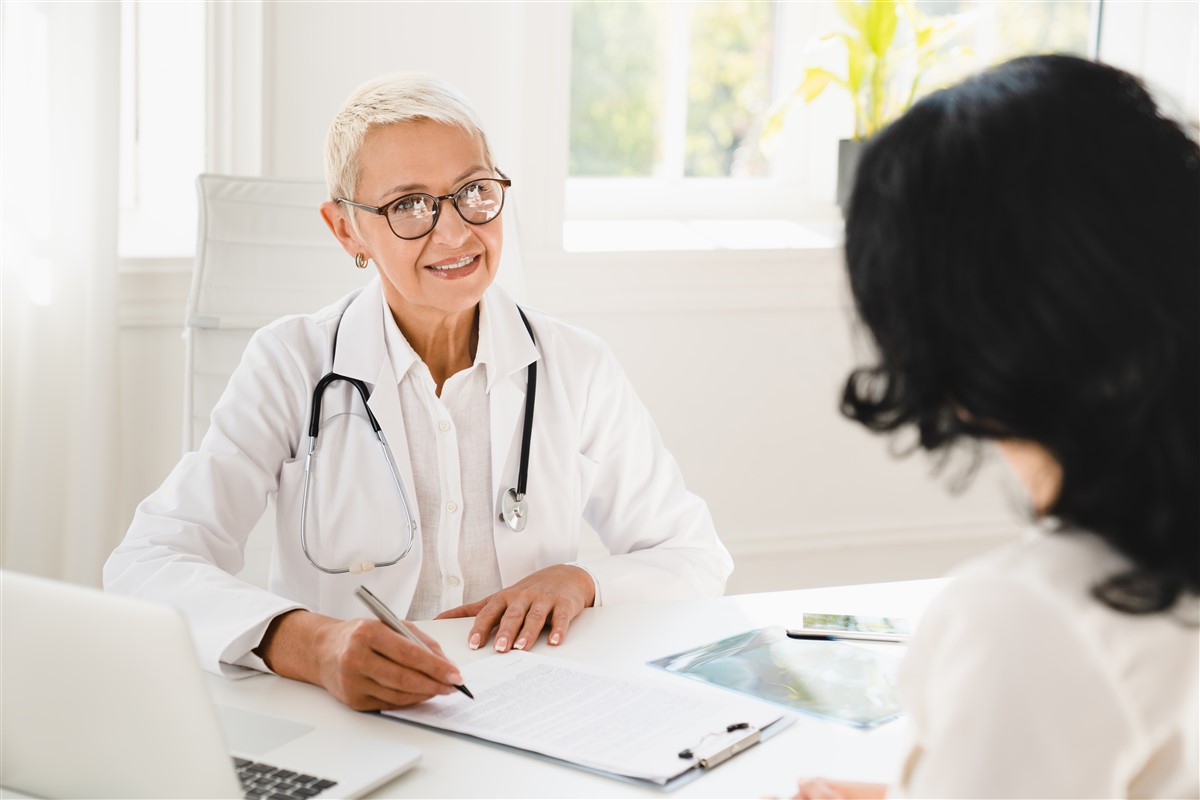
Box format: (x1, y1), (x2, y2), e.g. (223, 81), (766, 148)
(330, 277), (420, 535)
(489, 374), (525, 505)
(364, 356), (419, 532)
(479, 285), (540, 505)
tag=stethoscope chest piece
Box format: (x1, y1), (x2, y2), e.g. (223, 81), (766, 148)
(500, 488), (529, 532)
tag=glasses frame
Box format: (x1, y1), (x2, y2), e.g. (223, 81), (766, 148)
(336, 171), (512, 240)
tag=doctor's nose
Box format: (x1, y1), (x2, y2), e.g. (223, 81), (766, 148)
(429, 204), (474, 248)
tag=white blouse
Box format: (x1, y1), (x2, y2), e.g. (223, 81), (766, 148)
(891, 525), (1199, 799)
(380, 299), (503, 620)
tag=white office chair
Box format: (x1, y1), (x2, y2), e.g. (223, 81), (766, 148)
(184, 173), (527, 586)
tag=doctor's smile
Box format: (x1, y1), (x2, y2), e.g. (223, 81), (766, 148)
(424, 253), (481, 277)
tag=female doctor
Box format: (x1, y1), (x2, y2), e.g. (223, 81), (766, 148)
(104, 73), (732, 711)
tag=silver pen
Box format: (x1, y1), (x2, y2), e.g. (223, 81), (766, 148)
(354, 585), (474, 699)
(786, 628), (908, 644)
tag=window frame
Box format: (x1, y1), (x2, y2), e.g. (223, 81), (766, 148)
(561, 0), (1104, 246)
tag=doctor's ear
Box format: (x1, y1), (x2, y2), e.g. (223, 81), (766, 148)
(320, 201), (370, 263)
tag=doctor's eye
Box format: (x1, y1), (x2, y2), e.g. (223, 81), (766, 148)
(454, 180), (504, 221)
(391, 195), (434, 218)
(459, 183), (486, 202)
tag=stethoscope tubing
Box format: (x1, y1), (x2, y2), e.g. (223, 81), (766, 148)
(299, 374), (418, 575)
(514, 309), (537, 498)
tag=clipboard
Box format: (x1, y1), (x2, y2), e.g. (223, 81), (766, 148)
(382, 710), (793, 791)
(380, 650), (794, 789)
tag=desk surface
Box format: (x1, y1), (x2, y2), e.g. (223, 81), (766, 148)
(208, 580), (946, 799)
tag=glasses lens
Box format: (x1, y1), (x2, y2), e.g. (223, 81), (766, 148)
(387, 194), (438, 238)
(452, 179), (505, 225)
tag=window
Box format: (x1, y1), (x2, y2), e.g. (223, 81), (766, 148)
(118, 0), (205, 258)
(565, 0), (1099, 252)
(569, 0), (774, 180)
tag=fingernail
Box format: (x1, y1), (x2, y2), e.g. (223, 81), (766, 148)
(549, 632), (561, 646)
(469, 633), (481, 650)
(448, 672), (463, 685)
(495, 636), (508, 652)
(514, 637), (526, 650)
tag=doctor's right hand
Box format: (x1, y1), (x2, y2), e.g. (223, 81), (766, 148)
(256, 609), (464, 711)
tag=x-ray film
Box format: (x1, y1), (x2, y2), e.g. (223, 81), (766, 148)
(648, 626), (903, 728)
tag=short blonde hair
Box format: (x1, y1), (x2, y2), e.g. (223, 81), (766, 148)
(324, 72), (495, 203)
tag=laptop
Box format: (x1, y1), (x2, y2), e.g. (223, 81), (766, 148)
(0, 570), (421, 799)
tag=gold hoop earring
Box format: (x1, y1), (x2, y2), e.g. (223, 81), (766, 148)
(354, 253), (368, 270)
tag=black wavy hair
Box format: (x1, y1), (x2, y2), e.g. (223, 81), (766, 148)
(841, 54), (1199, 614)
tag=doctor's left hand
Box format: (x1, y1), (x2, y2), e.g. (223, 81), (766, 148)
(435, 564), (596, 652)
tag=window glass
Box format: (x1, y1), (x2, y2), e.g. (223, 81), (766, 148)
(118, 0), (205, 258)
(567, 0), (1098, 190)
(569, 0), (776, 180)
(919, 0), (1096, 61)
(685, 1), (775, 178)
(569, 1), (667, 177)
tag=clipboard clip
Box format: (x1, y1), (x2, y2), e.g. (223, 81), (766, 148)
(678, 722), (762, 769)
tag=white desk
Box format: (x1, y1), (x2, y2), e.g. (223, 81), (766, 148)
(208, 580), (946, 798)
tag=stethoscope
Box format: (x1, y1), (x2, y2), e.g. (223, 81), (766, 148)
(299, 306), (538, 574)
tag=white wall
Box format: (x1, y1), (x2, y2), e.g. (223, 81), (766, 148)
(116, 0), (1197, 594)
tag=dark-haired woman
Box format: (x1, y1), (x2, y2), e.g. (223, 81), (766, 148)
(794, 54), (1198, 799)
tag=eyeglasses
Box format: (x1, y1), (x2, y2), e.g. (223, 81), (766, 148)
(336, 173), (512, 240)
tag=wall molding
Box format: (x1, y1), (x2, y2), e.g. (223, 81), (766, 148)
(721, 520), (1023, 593)
(725, 518), (1021, 558)
(118, 246), (851, 328)
(117, 264), (191, 328)
(526, 245), (848, 315)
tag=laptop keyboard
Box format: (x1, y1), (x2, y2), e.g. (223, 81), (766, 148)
(233, 757), (338, 799)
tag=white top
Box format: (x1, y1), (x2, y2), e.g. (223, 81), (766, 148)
(891, 525), (1199, 799)
(380, 297), (502, 620)
(104, 277), (732, 677)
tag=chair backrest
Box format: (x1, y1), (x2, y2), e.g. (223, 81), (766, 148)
(184, 173), (526, 585)
(185, 174), (365, 451)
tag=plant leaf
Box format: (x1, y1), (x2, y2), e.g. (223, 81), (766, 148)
(842, 32), (868, 93)
(799, 67), (840, 102)
(760, 68), (849, 145)
(865, 0), (899, 57)
(835, 0), (866, 32)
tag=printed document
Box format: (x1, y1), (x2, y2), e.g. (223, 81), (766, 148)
(384, 651), (787, 785)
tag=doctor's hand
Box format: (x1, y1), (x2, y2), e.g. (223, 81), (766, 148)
(435, 564), (596, 652)
(257, 609), (463, 711)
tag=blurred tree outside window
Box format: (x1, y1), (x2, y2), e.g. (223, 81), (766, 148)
(915, 0), (1097, 91)
(569, 1), (666, 176)
(685, 1), (774, 178)
(570, 0), (774, 180)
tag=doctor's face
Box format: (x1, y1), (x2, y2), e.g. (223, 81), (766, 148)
(332, 120), (503, 325)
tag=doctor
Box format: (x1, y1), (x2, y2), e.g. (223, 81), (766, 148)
(105, 73), (732, 711)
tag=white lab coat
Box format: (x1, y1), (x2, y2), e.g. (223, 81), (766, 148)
(105, 277), (732, 676)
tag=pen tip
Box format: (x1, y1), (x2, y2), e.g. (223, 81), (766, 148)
(458, 685), (475, 699)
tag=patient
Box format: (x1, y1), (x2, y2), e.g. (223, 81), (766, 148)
(793, 55), (1198, 798)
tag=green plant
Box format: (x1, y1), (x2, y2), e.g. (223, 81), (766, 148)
(765, 0), (968, 142)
